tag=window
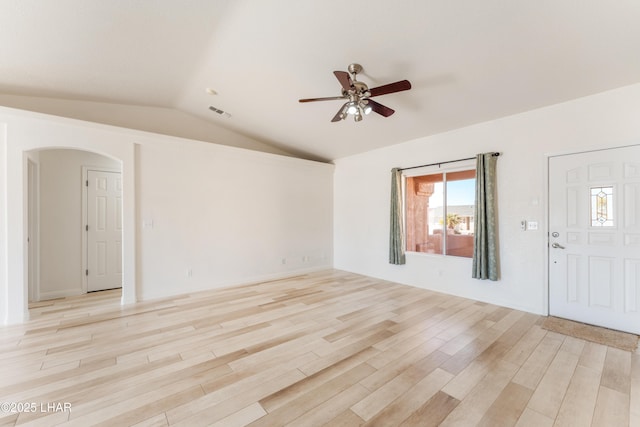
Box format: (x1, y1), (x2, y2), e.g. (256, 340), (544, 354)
(405, 168), (476, 257)
(590, 186), (614, 227)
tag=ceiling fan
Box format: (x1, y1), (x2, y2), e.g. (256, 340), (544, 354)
(299, 63), (411, 122)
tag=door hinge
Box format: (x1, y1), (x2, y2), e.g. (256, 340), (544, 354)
(86, 269), (89, 276)
(86, 180), (89, 187)
(86, 225), (89, 231)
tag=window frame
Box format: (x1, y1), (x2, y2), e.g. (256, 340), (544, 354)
(402, 161), (476, 258)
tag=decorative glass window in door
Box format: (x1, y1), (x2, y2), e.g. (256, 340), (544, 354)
(590, 186), (614, 227)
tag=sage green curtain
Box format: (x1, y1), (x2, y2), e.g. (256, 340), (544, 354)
(389, 168), (406, 265)
(473, 153), (499, 280)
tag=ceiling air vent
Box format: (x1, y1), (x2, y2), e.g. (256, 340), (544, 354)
(208, 106), (231, 118)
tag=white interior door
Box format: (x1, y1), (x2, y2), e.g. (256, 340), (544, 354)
(87, 170), (123, 292)
(549, 145), (640, 334)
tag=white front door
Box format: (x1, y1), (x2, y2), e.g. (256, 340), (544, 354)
(549, 145), (640, 334)
(87, 170), (123, 292)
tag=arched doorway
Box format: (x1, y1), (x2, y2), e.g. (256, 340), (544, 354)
(1, 116), (137, 325)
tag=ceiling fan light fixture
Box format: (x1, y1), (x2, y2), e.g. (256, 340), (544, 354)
(346, 101), (358, 115)
(360, 100), (372, 115)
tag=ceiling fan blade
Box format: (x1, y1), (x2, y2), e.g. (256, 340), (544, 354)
(333, 71), (352, 91)
(369, 80), (412, 97)
(367, 99), (395, 117)
(299, 96), (347, 103)
(331, 103), (348, 122)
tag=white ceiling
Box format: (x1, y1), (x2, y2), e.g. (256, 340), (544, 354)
(1, 0), (640, 162)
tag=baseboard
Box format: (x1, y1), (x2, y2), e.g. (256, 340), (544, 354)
(37, 288), (84, 301)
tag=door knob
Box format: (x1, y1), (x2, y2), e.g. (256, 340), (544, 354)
(551, 242), (565, 249)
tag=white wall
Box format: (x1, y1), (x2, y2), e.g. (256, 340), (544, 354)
(26, 150), (39, 303)
(37, 149), (120, 299)
(0, 107), (333, 324)
(334, 82), (640, 315)
(0, 123), (6, 323)
(136, 137), (333, 300)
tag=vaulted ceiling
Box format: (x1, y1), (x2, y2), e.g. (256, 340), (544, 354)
(2, 1), (640, 162)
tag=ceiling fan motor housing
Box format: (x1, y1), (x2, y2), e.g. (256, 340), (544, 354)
(347, 63), (363, 75)
(352, 81), (369, 97)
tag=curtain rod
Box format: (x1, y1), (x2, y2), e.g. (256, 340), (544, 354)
(398, 152), (500, 172)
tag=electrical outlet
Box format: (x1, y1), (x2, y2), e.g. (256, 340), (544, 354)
(187, 268), (192, 277)
(527, 221), (538, 231)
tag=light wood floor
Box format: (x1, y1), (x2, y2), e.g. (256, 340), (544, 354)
(1, 270), (638, 426)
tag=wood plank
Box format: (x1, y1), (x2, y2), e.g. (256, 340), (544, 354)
(525, 340), (580, 420)
(577, 341), (607, 372)
(439, 360), (520, 426)
(166, 352), (314, 424)
(439, 319), (496, 356)
(366, 335), (445, 370)
(553, 365), (602, 427)
(321, 409), (365, 427)
(600, 346), (632, 394)
(351, 361), (431, 421)
(285, 383), (370, 427)
(630, 352), (640, 427)
(439, 311), (535, 378)
(501, 325), (547, 367)
(476, 381), (532, 427)
(511, 332), (563, 390)
(364, 368), (455, 427)
(513, 408), (553, 427)
(210, 402), (267, 427)
(91, 385), (204, 427)
(591, 386), (630, 427)
(0, 270), (631, 427)
(397, 390), (460, 427)
(130, 413), (168, 427)
(247, 363), (376, 427)
(442, 358), (496, 401)
(360, 341), (447, 391)
(260, 347), (377, 412)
